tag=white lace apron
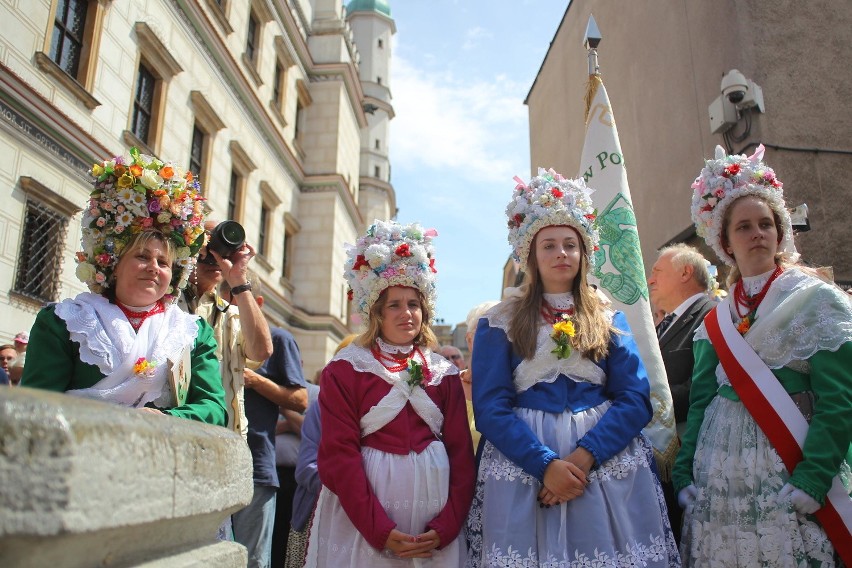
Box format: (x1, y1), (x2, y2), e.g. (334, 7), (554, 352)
(55, 292), (199, 408)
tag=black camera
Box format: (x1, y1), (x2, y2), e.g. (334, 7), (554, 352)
(198, 221), (245, 264)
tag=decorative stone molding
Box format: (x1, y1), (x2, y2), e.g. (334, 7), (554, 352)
(0, 387), (252, 567)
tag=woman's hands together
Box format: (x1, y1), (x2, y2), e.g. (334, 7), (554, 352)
(384, 528), (440, 558)
(539, 447), (594, 507)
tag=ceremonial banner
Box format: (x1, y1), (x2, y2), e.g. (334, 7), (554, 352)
(579, 75), (678, 474)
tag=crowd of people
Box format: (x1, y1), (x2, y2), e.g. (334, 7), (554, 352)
(5, 143), (850, 567)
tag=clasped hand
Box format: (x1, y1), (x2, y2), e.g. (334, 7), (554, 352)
(384, 528), (440, 559)
(538, 448), (594, 507)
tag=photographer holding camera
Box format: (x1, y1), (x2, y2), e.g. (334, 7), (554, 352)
(181, 219), (273, 438)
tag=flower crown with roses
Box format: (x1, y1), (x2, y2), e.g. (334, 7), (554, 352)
(344, 220), (438, 322)
(75, 147), (207, 298)
(507, 167), (600, 272)
(691, 144), (795, 266)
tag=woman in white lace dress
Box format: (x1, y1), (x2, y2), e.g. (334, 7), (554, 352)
(465, 169), (679, 567)
(673, 145), (852, 566)
(21, 149), (225, 425)
(304, 220), (474, 567)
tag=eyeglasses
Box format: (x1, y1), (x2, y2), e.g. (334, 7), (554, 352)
(450, 355), (462, 361)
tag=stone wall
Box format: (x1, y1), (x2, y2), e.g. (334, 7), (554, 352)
(0, 387), (253, 567)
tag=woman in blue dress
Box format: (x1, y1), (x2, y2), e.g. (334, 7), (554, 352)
(465, 168), (679, 567)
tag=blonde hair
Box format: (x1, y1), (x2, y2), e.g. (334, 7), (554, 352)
(509, 230), (615, 361)
(465, 300), (500, 339)
(357, 287), (439, 349)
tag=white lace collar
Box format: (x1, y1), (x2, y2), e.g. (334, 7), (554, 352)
(53, 292), (201, 407)
(543, 291), (574, 311)
(331, 343), (455, 386)
(696, 268), (852, 370)
(741, 267), (776, 296)
(484, 299), (607, 393)
(376, 337), (413, 356)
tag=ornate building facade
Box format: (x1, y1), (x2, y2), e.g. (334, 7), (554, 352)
(0, 0), (396, 378)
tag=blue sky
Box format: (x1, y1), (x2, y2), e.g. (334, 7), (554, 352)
(385, 1), (571, 327)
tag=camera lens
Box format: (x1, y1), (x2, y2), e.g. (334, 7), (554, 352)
(208, 221), (246, 258)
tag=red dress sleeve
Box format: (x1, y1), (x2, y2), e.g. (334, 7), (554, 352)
(316, 361), (396, 550)
(424, 373), (475, 547)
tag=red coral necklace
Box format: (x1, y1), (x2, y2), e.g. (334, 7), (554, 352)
(117, 301), (165, 331)
(733, 265), (783, 319)
(371, 343), (424, 373)
(540, 300), (575, 324)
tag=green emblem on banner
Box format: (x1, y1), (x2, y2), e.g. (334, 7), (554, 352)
(592, 193), (649, 305)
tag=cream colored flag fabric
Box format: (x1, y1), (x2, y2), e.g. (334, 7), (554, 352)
(580, 75), (678, 476)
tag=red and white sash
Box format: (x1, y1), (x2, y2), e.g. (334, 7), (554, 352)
(705, 305), (852, 564)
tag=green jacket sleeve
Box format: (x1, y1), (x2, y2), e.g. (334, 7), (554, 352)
(672, 338), (720, 493)
(789, 342), (852, 503)
(20, 306), (78, 392)
(163, 319), (227, 427)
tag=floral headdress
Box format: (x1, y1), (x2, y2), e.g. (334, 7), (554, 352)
(691, 144), (795, 266)
(506, 167), (599, 272)
(76, 147), (207, 298)
(345, 220), (438, 322)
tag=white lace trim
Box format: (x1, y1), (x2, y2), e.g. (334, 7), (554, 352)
(542, 291), (574, 311)
(741, 268), (775, 296)
(331, 344), (454, 437)
(484, 300), (607, 393)
(375, 336), (413, 355)
(54, 292), (200, 406)
(695, 268), (852, 371)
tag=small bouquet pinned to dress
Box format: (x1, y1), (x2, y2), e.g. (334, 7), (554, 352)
(550, 314), (576, 360)
(737, 312), (755, 335)
(133, 357), (158, 379)
(405, 358), (429, 389)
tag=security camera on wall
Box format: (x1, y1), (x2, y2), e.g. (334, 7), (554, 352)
(709, 69), (766, 134)
(721, 69), (765, 112)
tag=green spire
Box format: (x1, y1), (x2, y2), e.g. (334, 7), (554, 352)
(346, 0), (391, 17)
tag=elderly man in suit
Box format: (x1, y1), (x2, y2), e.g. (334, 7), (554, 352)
(648, 243), (716, 543)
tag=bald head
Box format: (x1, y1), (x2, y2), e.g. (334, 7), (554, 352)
(438, 345), (465, 369)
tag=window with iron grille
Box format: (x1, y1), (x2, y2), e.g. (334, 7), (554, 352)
(14, 199), (69, 303)
(132, 63), (156, 143)
(189, 123), (204, 175)
(246, 12), (259, 62)
(49, 0), (89, 78)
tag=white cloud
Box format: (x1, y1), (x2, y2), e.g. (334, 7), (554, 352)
(390, 54), (530, 186)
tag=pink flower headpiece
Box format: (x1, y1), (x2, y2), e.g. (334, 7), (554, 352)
(690, 144), (796, 266)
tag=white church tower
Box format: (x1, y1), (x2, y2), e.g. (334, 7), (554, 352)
(346, 0), (397, 224)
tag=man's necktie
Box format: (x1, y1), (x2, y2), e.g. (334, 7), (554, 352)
(657, 313), (676, 338)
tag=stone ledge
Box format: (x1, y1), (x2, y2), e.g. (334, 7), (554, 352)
(0, 387), (252, 567)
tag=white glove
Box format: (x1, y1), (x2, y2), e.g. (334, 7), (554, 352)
(778, 483), (821, 515)
(678, 484), (699, 509)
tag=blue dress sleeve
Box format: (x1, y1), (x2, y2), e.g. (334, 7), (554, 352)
(472, 318), (558, 481)
(575, 311), (653, 464)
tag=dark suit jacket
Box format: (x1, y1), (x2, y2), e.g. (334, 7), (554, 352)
(659, 296), (715, 424)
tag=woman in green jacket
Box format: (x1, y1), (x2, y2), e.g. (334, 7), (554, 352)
(21, 149), (225, 426)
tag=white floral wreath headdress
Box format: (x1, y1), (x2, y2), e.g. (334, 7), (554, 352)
(344, 220), (438, 322)
(76, 147), (207, 299)
(691, 144), (795, 266)
(506, 167), (600, 272)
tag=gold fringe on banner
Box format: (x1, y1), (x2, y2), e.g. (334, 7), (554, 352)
(583, 74), (602, 125)
(654, 436), (680, 482)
